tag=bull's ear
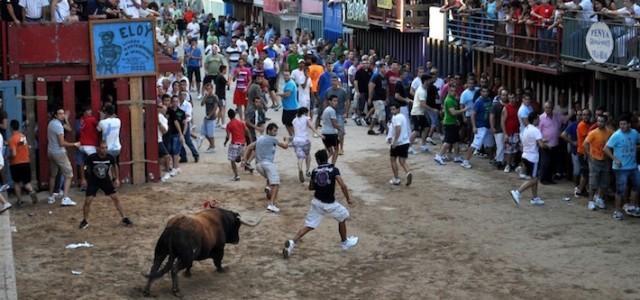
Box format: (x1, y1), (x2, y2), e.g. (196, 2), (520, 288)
(203, 201), (210, 209)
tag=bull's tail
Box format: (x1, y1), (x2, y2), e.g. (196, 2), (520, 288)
(144, 228), (177, 280)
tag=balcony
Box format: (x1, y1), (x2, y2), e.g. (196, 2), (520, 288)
(368, 0), (436, 32)
(493, 22), (562, 75)
(445, 11), (495, 49)
(561, 17), (640, 78)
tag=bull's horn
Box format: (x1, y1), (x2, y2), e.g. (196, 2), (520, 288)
(238, 213), (264, 227)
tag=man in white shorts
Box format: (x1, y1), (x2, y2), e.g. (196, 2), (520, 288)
(282, 149), (358, 259)
(460, 87), (495, 169)
(244, 123), (289, 213)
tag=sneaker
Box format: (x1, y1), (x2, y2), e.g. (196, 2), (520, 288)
(30, 192), (38, 204)
(626, 56), (639, 68)
(434, 155), (446, 165)
(47, 195), (57, 204)
(503, 165), (511, 173)
(298, 170), (305, 183)
(282, 240), (295, 259)
(426, 137), (437, 145)
(515, 166), (523, 174)
(419, 145), (430, 153)
(0, 184), (10, 192)
(341, 236), (359, 250)
(0, 202), (12, 214)
(460, 160), (472, 169)
(306, 171), (312, 178)
(205, 147), (216, 153)
(530, 197), (545, 206)
(194, 156), (200, 163)
(408, 147), (417, 155)
(122, 217), (133, 226)
(196, 136), (204, 150)
(266, 203), (280, 213)
(613, 210), (624, 221)
(595, 196), (606, 209)
(60, 197), (77, 206)
(264, 186), (272, 200)
(161, 173), (171, 182)
(626, 207), (640, 217)
(405, 172), (413, 186)
(232, 175), (240, 181)
(519, 173), (531, 180)
(78, 219), (89, 229)
(510, 190), (521, 206)
(367, 129), (378, 135)
(574, 187), (580, 197)
(388, 177), (401, 185)
(587, 201), (597, 211)
(453, 156), (464, 163)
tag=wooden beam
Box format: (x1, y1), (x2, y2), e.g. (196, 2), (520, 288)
(35, 78), (48, 187)
(62, 78), (76, 184)
(90, 80), (101, 115)
(116, 78), (131, 182)
(129, 77), (145, 184)
(23, 75), (37, 186)
(143, 77), (159, 182)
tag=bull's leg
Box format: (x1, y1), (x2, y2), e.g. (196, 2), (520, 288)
(212, 247), (225, 273)
(143, 253), (169, 297)
(171, 260), (183, 297)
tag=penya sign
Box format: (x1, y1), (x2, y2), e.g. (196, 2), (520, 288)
(89, 19), (158, 79)
(343, 0), (369, 28)
(585, 22), (613, 64)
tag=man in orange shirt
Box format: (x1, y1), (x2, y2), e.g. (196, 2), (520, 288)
(584, 115), (613, 211)
(575, 109), (592, 197)
(8, 120), (38, 206)
(307, 56), (324, 115)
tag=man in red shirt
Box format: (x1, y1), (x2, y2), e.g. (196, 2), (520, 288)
(225, 109), (249, 181)
(79, 106), (99, 189)
(183, 9), (194, 24)
(531, 0), (555, 65)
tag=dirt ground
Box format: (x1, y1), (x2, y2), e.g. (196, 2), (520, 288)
(10, 106), (640, 299)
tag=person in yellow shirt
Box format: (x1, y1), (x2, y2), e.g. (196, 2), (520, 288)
(583, 115), (613, 211)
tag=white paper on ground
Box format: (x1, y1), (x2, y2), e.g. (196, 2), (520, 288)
(71, 271), (82, 275)
(65, 242), (94, 249)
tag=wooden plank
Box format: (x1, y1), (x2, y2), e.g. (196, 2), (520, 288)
(143, 76), (159, 182)
(62, 79), (76, 183)
(116, 78), (131, 182)
(0, 210), (18, 300)
(90, 80), (101, 115)
(129, 77), (145, 184)
(24, 75), (37, 185)
(36, 78), (48, 187)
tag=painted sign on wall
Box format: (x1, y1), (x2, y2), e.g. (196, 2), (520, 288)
(585, 22), (613, 64)
(377, 0), (391, 9)
(323, 0), (343, 34)
(344, 0), (368, 28)
(89, 19), (157, 79)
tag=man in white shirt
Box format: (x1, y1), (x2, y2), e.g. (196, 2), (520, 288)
(97, 105), (122, 159)
(118, 0), (141, 18)
(19, 0), (48, 21)
(291, 59), (311, 110)
(157, 102), (171, 182)
(410, 75), (430, 153)
(409, 66), (425, 97)
(387, 102), (412, 186)
(178, 91), (200, 163)
(236, 35), (249, 53)
(186, 18), (200, 41)
(52, 0), (70, 23)
(510, 111), (548, 206)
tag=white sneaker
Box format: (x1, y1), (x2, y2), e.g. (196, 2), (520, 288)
(453, 156), (464, 163)
(426, 137), (437, 145)
(341, 236), (359, 250)
(169, 168), (181, 177)
(47, 195), (57, 204)
(519, 173), (531, 180)
(460, 160), (472, 169)
(595, 196), (606, 209)
(408, 147), (417, 155)
(510, 190), (520, 206)
(503, 165), (511, 173)
(419, 145), (430, 152)
(388, 177), (401, 185)
(60, 197), (77, 206)
(433, 155), (446, 165)
(0, 184), (10, 192)
(196, 136), (204, 150)
(282, 240), (295, 259)
(530, 197), (544, 206)
(587, 201), (597, 211)
(161, 173), (171, 182)
(0, 202), (12, 213)
(515, 166), (523, 174)
(205, 148), (216, 153)
(267, 203), (280, 213)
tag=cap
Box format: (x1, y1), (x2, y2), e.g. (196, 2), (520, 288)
(298, 59), (305, 63)
(361, 55), (369, 61)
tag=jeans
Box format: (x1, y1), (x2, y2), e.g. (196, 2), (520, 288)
(494, 132), (504, 163)
(180, 123), (199, 161)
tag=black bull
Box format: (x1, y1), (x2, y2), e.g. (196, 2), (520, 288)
(143, 208), (242, 297)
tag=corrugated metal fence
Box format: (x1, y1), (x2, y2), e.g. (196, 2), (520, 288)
(299, 14), (323, 40)
(424, 38), (472, 76)
(352, 28), (425, 69)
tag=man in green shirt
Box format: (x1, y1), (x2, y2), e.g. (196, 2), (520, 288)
(203, 47), (225, 86)
(434, 82), (467, 165)
(286, 44), (301, 72)
(331, 38), (347, 59)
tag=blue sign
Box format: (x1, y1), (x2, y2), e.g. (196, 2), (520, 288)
(323, 0), (343, 43)
(90, 19), (157, 79)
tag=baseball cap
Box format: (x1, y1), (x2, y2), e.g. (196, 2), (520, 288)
(298, 59), (305, 63)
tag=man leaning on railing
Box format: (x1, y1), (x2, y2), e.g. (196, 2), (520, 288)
(599, 0), (640, 70)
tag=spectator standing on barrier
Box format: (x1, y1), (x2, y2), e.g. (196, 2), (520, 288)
(78, 106), (99, 190)
(97, 104), (122, 162)
(2, 0), (23, 23)
(19, 0), (48, 22)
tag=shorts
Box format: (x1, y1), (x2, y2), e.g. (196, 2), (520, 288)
(256, 161), (280, 185)
(299, 96), (310, 110)
(578, 154), (589, 177)
(10, 163), (31, 185)
(203, 74), (217, 85)
(614, 168), (639, 195)
(411, 115), (428, 132)
(48, 152), (73, 178)
(304, 198), (350, 229)
(227, 144), (244, 162)
(336, 115), (345, 136)
(589, 159), (610, 190)
(322, 134), (339, 148)
(522, 158), (539, 178)
(159, 141), (169, 157)
(201, 119), (216, 138)
(390, 143), (410, 158)
(282, 109), (297, 127)
(79, 145), (97, 155)
(167, 134), (183, 156)
(373, 100), (386, 122)
(233, 89), (248, 106)
(426, 109), (440, 128)
(187, 66), (201, 83)
(267, 76), (278, 91)
(504, 134), (520, 154)
(86, 179), (116, 197)
(293, 140), (311, 159)
(471, 127), (495, 149)
(443, 124), (460, 144)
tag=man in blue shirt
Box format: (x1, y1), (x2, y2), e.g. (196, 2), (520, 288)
(333, 55), (347, 88)
(278, 71), (298, 136)
(315, 61), (333, 129)
(184, 38), (203, 97)
(461, 86), (494, 169)
(604, 113), (640, 220)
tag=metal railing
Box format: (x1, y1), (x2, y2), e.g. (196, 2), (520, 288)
(493, 22), (561, 68)
(446, 11), (496, 47)
(561, 17), (640, 70)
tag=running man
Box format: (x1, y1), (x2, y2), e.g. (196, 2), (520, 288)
(79, 141), (132, 229)
(282, 149), (358, 259)
(321, 95), (341, 164)
(387, 102), (412, 186)
(224, 109), (249, 181)
(244, 123), (289, 213)
(292, 107), (323, 183)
